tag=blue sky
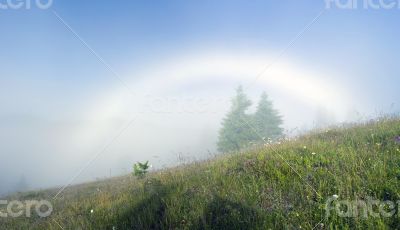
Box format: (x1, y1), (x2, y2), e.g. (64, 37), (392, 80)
(1, 0), (399, 193)
(1, 0), (399, 116)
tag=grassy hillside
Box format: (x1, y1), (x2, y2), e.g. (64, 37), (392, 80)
(2, 118), (400, 229)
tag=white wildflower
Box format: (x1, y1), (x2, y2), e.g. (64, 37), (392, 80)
(332, 194), (339, 199)
(311, 152), (316, 155)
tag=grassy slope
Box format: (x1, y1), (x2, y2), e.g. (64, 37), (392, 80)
(2, 118), (400, 229)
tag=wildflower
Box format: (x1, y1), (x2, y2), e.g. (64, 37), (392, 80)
(311, 152), (316, 155)
(332, 194), (339, 199)
(395, 136), (400, 144)
(303, 146), (307, 149)
(90, 209), (94, 214)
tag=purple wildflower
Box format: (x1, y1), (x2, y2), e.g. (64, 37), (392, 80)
(395, 136), (400, 144)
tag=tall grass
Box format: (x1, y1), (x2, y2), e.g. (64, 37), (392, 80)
(2, 118), (400, 229)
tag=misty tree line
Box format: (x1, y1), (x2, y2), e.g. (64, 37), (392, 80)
(217, 86), (283, 153)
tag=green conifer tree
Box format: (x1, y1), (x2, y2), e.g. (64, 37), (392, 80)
(217, 86), (253, 152)
(253, 92), (283, 140)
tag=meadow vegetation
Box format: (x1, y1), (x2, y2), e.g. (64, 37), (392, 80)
(1, 117), (400, 229)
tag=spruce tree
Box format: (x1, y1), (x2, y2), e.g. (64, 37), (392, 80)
(217, 86), (253, 152)
(253, 92), (283, 140)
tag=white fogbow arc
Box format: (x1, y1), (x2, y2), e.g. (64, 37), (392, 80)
(80, 51), (348, 142)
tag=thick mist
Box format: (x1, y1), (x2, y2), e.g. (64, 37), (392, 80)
(2, 0), (400, 197)
(2, 51), (396, 196)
